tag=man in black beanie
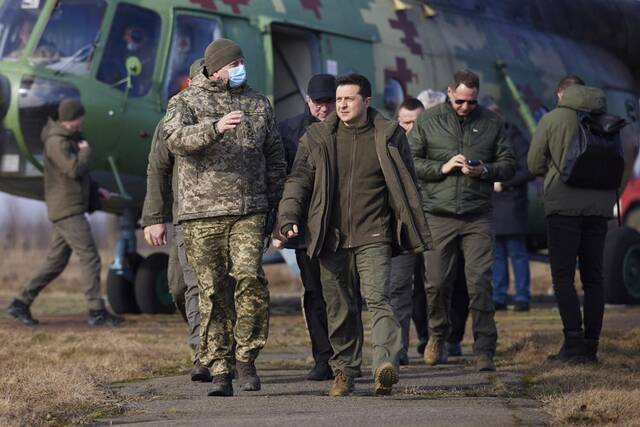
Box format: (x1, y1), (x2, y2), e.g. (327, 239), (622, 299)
(164, 38), (286, 397)
(7, 98), (123, 327)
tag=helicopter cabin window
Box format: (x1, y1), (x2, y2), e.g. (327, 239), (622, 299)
(96, 3), (161, 97)
(28, 0), (107, 75)
(384, 78), (405, 113)
(164, 15), (221, 100)
(0, 0), (44, 60)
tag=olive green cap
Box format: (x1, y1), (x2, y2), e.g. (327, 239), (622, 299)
(204, 38), (243, 75)
(58, 98), (85, 122)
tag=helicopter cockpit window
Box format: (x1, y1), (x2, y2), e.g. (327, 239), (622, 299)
(164, 15), (221, 100)
(29, 0), (107, 75)
(384, 78), (405, 112)
(0, 0), (44, 60)
(96, 3), (161, 97)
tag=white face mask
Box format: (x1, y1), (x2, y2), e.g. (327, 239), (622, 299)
(126, 42), (140, 52)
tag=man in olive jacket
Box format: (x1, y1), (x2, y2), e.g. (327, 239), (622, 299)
(409, 70), (515, 371)
(7, 99), (123, 327)
(277, 74), (431, 397)
(141, 58), (215, 383)
(528, 76), (616, 363)
(164, 39), (286, 396)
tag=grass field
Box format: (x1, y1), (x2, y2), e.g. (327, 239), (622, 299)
(1, 224), (639, 425)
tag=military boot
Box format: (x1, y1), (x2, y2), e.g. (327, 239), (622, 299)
(584, 339), (599, 364)
(7, 299), (38, 325)
(374, 362), (399, 396)
(191, 360), (213, 382)
(547, 331), (588, 363)
(424, 338), (447, 366)
(88, 309), (124, 326)
(207, 374), (233, 397)
(476, 353), (496, 372)
(328, 370), (354, 397)
(447, 341), (463, 357)
(307, 361), (333, 381)
(236, 361), (261, 391)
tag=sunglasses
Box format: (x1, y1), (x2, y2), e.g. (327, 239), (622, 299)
(454, 99), (478, 106)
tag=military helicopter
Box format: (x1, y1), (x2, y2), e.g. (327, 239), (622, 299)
(1, 0), (639, 313)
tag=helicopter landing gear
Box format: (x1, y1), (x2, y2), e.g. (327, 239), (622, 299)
(106, 208), (175, 314)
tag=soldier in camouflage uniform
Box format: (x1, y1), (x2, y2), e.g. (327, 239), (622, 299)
(164, 39), (286, 397)
(141, 59), (216, 383)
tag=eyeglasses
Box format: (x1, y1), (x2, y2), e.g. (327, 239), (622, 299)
(454, 99), (478, 106)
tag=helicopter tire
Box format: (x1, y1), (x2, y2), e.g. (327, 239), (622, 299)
(603, 226), (640, 305)
(107, 269), (141, 314)
(134, 253), (176, 314)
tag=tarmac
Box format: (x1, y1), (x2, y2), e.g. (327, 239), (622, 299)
(99, 351), (549, 426)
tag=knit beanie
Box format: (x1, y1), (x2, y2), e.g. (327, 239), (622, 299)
(204, 38), (243, 75)
(58, 98), (85, 122)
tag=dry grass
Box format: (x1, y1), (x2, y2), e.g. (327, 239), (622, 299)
(0, 311), (191, 425)
(494, 310), (640, 425)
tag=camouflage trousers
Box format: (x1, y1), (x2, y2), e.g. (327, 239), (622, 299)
(182, 214), (269, 375)
(18, 214), (104, 311)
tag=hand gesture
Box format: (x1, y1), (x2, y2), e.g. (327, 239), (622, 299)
(462, 161), (484, 177)
(144, 224), (167, 247)
(441, 154), (466, 174)
(493, 182), (503, 193)
(215, 111), (243, 134)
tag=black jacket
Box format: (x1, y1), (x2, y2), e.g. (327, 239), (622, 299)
(491, 123), (534, 236)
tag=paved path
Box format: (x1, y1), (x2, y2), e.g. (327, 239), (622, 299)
(99, 354), (548, 426)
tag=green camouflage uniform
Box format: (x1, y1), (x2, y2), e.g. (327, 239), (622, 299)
(164, 72), (286, 375)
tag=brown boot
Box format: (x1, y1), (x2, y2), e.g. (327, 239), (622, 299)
(374, 362), (398, 396)
(476, 353), (496, 372)
(236, 361), (261, 391)
(424, 338), (446, 366)
(329, 370), (354, 397)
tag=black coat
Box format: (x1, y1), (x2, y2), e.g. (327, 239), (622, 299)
(277, 109), (319, 249)
(491, 123), (534, 236)
(278, 108), (318, 174)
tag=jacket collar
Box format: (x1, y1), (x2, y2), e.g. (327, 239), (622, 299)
(311, 108), (399, 142)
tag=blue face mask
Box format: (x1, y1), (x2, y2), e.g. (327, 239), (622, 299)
(228, 64), (246, 88)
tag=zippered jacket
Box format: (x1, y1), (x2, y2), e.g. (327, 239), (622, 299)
(409, 102), (515, 215)
(278, 109), (432, 257)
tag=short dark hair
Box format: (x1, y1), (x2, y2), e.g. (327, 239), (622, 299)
(556, 74), (585, 94)
(336, 74), (372, 99)
(449, 69), (480, 91)
(399, 97), (424, 111)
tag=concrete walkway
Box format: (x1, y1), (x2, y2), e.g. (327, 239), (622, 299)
(100, 354), (549, 426)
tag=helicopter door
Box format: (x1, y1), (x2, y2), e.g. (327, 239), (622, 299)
(271, 25), (321, 121)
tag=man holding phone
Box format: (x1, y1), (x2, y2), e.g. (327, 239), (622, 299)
(409, 70), (515, 371)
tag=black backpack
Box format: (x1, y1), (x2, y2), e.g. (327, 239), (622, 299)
(553, 112), (626, 190)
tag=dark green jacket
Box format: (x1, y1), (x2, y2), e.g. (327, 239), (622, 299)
(409, 102), (516, 215)
(141, 121), (177, 227)
(528, 85), (616, 218)
(42, 119), (93, 222)
(278, 109), (432, 258)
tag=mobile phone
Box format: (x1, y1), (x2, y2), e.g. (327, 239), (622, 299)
(466, 159), (482, 167)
